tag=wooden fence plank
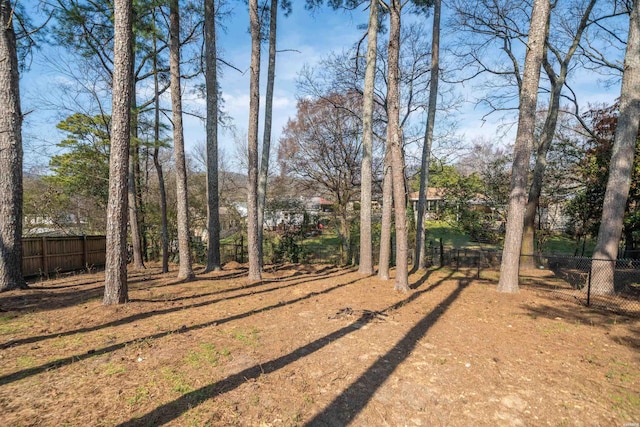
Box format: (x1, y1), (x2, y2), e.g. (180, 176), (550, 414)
(22, 236), (106, 277)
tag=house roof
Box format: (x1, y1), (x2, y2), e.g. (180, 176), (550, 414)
(408, 188), (445, 201)
(311, 196), (333, 206)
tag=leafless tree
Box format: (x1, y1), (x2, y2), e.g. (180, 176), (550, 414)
(521, 0), (597, 267)
(279, 94), (363, 262)
(386, 0), (410, 290)
(497, 0), (551, 293)
(169, 0), (194, 280)
(247, 0), (262, 281)
(152, 9), (169, 273)
(378, 152), (394, 279)
(591, 0), (640, 294)
(414, 0), (441, 271)
(258, 0), (279, 267)
(358, 0), (380, 275)
(450, 0), (608, 266)
(204, 0), (222, 272)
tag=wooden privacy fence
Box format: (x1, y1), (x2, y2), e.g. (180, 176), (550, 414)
(22, 236), (106, 277)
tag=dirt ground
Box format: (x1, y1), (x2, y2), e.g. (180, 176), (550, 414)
(0, 263), (638, 426)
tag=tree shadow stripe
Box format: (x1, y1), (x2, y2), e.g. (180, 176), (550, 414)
(0, 272), (365, 386)
(115, 271), (457, 426)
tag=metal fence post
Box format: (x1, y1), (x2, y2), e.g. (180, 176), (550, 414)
(587, 267), (592, 307)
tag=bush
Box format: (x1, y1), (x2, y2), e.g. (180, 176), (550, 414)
(272, 231), (305, 263)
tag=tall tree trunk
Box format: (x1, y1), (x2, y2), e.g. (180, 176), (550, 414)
(0, 0), (26, 292)
(414, 0), (441, 272)
(204, 0), (221, 272)
(153, 147), (169, 272)
(137, 148), (147, 262)
(339, 207), (351, 264)
(152, 15), (169, 273)
(521, 0), (596, 268)
(358, 0), (378, 276)
(497, 0), (551, 293)
(247, 0), (262, 281)
(104, 0), (133, 304)
(258, 0), (278, 267)
(169, 0), (194, 281)
(378, 154), (393, 279)
(591, 0), (640, 295)
(128, 83), (145, 269)
(387, 0), (409, 291)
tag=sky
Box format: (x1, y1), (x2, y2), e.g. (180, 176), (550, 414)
(19, 0), (624, 172)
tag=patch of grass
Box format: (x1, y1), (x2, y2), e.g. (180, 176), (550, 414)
(16, 355), (37, 368)
(183, 408), (214, 427)
(423, 220), (594, 255)
(544, 234), (595, 256)
(51, 334), (84, 349)
(126, 386), (149, 405)
(0, 323), (22, 334)
(605, 358), (637, 384)
(102, 362), (126, 376)
(611, 391), (640, 419)
(303, 232), (340, 247)
(185, 343), (230, 367)
(538, 322), (572, 336)
(0, 314), (16, 323)
(104, 333), (118, 342)
(130, 337), (154, 351)
(0, 314), (28, 334)
(160, 367), (194, 394)
(425, 221), (479, 248)
(300, 232), (341, 263)
(230, 326), (261, 347)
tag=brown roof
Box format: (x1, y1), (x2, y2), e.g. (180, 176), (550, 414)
(408, 188), (445, 201)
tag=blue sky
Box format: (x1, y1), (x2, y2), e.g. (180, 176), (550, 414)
(21, 0), (372, 169)
(20, 0), (624, 172)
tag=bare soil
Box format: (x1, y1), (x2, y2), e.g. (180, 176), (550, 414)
(0, 263), (638, 426)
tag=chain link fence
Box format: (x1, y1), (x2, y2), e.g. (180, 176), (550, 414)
(534, 255), (640, 315)
(218, 235), (639, 315)
(424, 244), (639, 315)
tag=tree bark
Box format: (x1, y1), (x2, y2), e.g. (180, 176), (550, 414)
(128, 85), (145, 269)
(497, 0), (551, 293)
(378, 154), (393, 280)
(414, 0), (441, 272)
(258, 0), (278, 268)
(152, 147), (169, 272)
(591, 0), (640, 295)
(104, 0), (133, 304)
(0, 0), (26, 292)
(358, 0), (378, 276)
(521, 0), (596, 268)
(247, 0), (262, 281)
(387, 0), (409, 291)
(169, 0), (194, 281)
(204, 0), (221, 272)
(152, 13), (169, 273)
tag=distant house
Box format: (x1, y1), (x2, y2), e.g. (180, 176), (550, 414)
(197, 205), (243, 242)
(408, 188), (446, 220)
(306, 196), (334, 213)
(263, 196), (333, 230)
(23, 213), (86, 236)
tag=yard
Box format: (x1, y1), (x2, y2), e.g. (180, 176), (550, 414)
(0, 263), (638, 426)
